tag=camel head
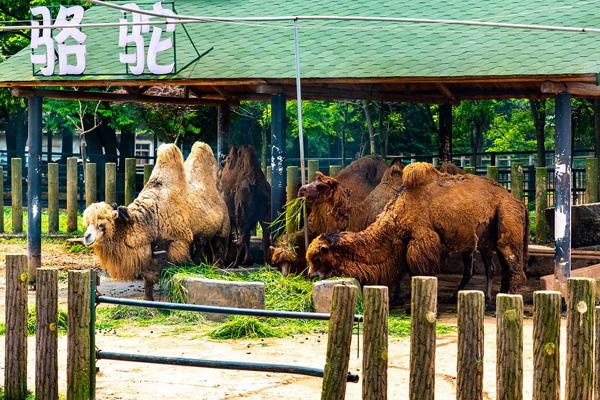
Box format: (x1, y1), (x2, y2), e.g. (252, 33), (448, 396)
(270, 244), (296, 276)
(306, 232), (343, 279)
(298, 172), (339, 204)
(82, 202), (131, 247)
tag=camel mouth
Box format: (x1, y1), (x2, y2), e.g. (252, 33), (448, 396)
(83, 235), (95, 246)
(278, 262), (290, 276)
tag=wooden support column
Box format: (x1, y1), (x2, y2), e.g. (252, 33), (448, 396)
(217, 104), (231, 170)
(438, 103), (452, 163)
(270, 93), (287, 237)
(554, 93), (572, 293)
(27, 96), (43, 282)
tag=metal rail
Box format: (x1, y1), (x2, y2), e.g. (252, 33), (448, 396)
(96, 295), (364, 322)
(96, 351), (360, 382)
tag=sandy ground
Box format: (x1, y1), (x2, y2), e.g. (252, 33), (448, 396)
(0, 240), (569, 399)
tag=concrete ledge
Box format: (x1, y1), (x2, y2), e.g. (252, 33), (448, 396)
(182, 277), (265, 321)
(539, 263), (600, 298)
(312, 279), (358, 313)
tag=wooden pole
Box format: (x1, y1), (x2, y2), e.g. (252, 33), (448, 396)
(286, 166), (299, 203)
(11, 158), (23, 233)
(410, 277), (437, 400)
(0, 165), (4, 233)
(456, 290), (484, 400)
(84, 162), (96, 208)
(308, 159), (319, 182)
(321, 284), (357, 400)
(68, 270), (93, 400)
(47, 163), (59, 233)
(464, 166), (476, 175)
(565, 278), (594, 400)
(533, 290), (561, 400)
(329, 165), (342, 177)
(535, 167), (551, 243)
(4, 254), (28, 400)
(496, 294), (524, 400)
(36, 268), (58, 400)
(362, 286), (388, 400)
(143, 164), (153, 186)
(511, 163), (524, 202)
(486, 165), (499, 182)
(585, 158), (599, 203)
(595, 306), (600, 400)
(66, 157), (78, 233)
(124, 158), (136, 205)
(104, 162), (116, 205)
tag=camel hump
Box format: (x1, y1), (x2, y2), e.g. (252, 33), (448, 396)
(402, 162), (439, 188)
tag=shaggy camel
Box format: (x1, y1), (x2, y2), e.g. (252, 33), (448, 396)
(271, 157), (390, 275)
(220, 145), (271, 265)
(83, 142), (230, 300)
(307, 162), (528, 306)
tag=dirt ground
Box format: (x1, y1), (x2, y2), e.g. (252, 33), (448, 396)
(0, 240), (568, 399)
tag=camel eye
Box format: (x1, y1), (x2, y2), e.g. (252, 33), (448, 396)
(98, 224), (105, 231)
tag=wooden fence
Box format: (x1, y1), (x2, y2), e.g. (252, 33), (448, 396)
(4, 254), (598, 399)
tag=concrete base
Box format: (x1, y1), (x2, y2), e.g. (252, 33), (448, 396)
(539, 263), (600, 298)
(182, 277), (265, 321)
(312, 279), (358, 313)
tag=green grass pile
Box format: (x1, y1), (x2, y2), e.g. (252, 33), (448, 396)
(0, 307), (68, 336)
(209, 316), (283, 339)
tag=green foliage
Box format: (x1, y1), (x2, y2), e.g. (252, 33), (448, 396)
(209, 316), (283, 339)
(0, 307), (68, 336)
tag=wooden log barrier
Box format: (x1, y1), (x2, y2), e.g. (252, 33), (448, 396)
(47, 163), (59, 233)
(85, 162), (97, 208)
(0, 166), (4, 233)
(585, 158), (599, 203)
(464, 166), (476, 175)
(533, 290), (561, 400)
(595, 306), (600, 400)
(496, 294), (523, 400)
(11, 158), (23, 233)
(410, 277), (437, 400)
(321, 284), (357, 400)
(486, 165), (499, 182)
(124, 158), (136, 205)
(4, 254), (28, 400)
(456, 290), (484, 400)
(308, 159), (319, 182)
(66, 157), (78, 233)
(104, 162), (116, 205)
(286, 166), (299, 203)
(143, 164), (154, 186)
(67, 270), (94, 400)
(36, 268), (59, 400)
(329, 165), (341, 177)
(566, 278), (594, 400)
(511, 163), (524, 203)
(535, 167), (551, 243)
(362, 286), (389, 400)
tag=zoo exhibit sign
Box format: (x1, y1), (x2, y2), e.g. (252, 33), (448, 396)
(30, 2), (176, 76)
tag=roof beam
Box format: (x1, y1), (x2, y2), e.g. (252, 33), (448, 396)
(541, 81), (600, 98)
(436, 83), (456, 103)
(12, 87), (228, 106)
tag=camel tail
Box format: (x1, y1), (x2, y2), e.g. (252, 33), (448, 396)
(402, 162), (438, 188)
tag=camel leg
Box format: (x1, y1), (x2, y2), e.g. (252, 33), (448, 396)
(451, 252), (474, 302)
(144, 279), (154, 301)
(480, 250), (495, 309)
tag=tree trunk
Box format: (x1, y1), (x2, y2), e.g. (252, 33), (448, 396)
(530, 100), (547, 167)
(363, 100), (377, 157)
(438, 103), (453, 163)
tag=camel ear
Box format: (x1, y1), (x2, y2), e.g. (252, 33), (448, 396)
(269, 246), (276, 252)
(112, 210), (119, 220)
(318, 243), (328, 252)
(115, 206), (131, 223)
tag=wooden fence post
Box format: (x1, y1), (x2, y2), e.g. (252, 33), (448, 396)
(464, 166), (476, 175)
(286, 166), (299, 203)
(104, 162), (116, 205)
(124, 158), (136, 205)
(36, 268), (58, 400)
(595, 306), (600, 400)
(0, 165), (4, 233)
(68, 270), (94, 400)
(66, 157), (78, 233)
(329, 165), (341, 177)
(321, 284), (357, 400)
(11, 158), (23, 233)
(566, 278), (594, 400)
(511, 163), (524, 202)
(308, 159), (319, 182)
(533, 290), (561, 400)
(496, 294), (523, 400)
(4, 254), (28, 400)
(410, 277), (437, 400)
(585, 158), (599, 203)
(457, 290), (484, 400)
(47, 163), (59, 233)
(143, 164), (154, 186)
(362, 286), (388, 400)
(535, 167), (551, 243)
(85, 162), (96, 208)
(486, 165), (499, 182)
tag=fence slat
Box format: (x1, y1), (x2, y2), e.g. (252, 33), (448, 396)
(496, 294), (523, 400)
(124, 158), (136, 205)
(66, 157), (78, 233)
(511, 163), (524, 202)
(321, 284), (357, 400)
(5, 254), (28, 400)
(566, 278), (594, 400)
(457, 290), (484, 400)
(104, 162), (116, 205)
(535, 167), (550, 243)
(11, 158), (23, 233)
(84, 162), (97, 208)
(36, 268), (58, 400)
(362, 286), (388, 400)
(48, 163), (59, 233)
(533, 290), (560, 400)
(410, 277), (437, 400)
(68, 270), (93, 400)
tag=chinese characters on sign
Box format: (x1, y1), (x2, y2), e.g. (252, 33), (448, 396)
(30, 2), (177, 76)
